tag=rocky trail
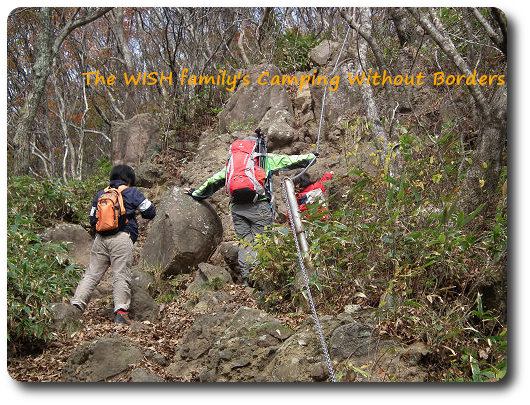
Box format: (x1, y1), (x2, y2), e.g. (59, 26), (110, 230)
(7, 283), (265, 382)
(7, 277), (430, 383)
(9, 43), (441, 383)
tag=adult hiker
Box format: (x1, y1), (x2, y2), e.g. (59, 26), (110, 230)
(185, 130), (317, 284)
(294, 171), (333, 221)
(71, 165), (156, 324)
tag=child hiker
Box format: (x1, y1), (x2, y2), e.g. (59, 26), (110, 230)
(71, 165), (156, 324)
(293, 171), (333, 220)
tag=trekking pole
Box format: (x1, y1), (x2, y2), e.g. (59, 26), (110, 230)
(255, 127), (266, 169)
(256, 127), (275, 214)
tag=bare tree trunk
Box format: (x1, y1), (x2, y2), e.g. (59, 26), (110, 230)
(237, 27), (250, 67)
(75, 78), (89, 180)
(348, 8), (390, 158)
(473, 8), (506, 56)
(459, 86), (507, 215)
(390, 7), (414, 46)
(340, 8), (398, 113)
(256, 7), (273, 54)
(409, 8), (490, 117)
(51, 73), (76, 180)
(113, 8), (134, 72)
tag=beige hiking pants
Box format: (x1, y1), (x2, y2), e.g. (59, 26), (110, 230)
(71, 231), (133, 313)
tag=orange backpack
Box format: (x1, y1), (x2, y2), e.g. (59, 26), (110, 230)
(95, 185), (128, 234)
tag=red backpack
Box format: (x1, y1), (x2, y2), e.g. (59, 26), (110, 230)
(95, 185), (128, 234)
(225, 139), (266, 203)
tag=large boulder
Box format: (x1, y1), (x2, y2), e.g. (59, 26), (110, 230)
(134, 160), (167, 188)
(179, 130), (241, 241)
(41, 223), (92, 268)
(50, 302), (83, 332)
(129, 368), (164, 382)
(309, 40), (340, 66)
(111, 113), (160, 167)
(61, 336), (144, 382)
(141, 186), (223, 277)
(261, 315), (341, 382)
(329, 321), (379, 360)
(261, 312), (428, 382)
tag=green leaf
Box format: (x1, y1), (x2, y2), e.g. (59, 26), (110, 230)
(462, 203), (485, 227)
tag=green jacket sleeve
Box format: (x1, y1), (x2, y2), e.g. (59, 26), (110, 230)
(190, 168), (226, 200)
(266, 153), (316, 175)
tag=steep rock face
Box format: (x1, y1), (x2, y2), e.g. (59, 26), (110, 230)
(311, 60), (364, 132)
(111, 113), (160, 167)
(218, 64), (296, 150)
(141, 186), (223, 277)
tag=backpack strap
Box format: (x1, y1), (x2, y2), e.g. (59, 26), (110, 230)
(116, 185), (128, 215)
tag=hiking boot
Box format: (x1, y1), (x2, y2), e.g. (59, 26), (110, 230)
(114, 310), (131, 324)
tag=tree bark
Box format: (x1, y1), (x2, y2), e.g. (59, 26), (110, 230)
(347, 8), (390, 157)
(340, 8), (398, 113)
(408, 8), (491, 118)
(390, 7), (414, 46)
(113, 8), (134, 73)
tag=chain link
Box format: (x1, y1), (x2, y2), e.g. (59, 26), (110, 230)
(281, 179), (337, 382)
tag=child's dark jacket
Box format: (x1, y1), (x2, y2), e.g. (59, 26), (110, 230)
(89, 179), (156, 242)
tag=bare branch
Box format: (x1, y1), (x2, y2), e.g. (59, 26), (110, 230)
(473, 8), (506, 56)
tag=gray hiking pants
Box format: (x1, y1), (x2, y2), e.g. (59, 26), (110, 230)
(71, 231), (133, 313)
(231, 200), (273, 278)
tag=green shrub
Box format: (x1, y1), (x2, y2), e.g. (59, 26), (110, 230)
(7, 213), (82, 347)
(8, 159), (111, 227)
(252, 123), (507, 381)
(7, 161), (111, 350)
(274, 30), (323, 73)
